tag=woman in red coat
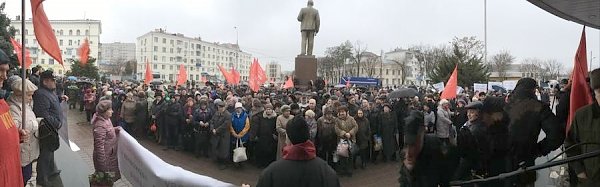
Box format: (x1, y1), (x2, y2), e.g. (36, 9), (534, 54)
(92, 100), (121, 181)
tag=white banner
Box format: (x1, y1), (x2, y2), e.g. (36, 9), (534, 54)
(502, 80), (517, 91)
(117, 130), (235, 187)
(456, 86), (464, 94)
(433, 82), (445, 92)
(473, 83), (487, 92)
(487, 82), (503, 91)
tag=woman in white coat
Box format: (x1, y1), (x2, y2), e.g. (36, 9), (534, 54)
(7, 78), (39, 185)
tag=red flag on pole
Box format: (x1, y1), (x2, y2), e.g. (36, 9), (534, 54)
(440, 65), (458, 99)
(249, 58), (268, 92)
(31, 0), (63, 67)
(218, 64), (233, 84)
(176, 64), (187, 87)
(78, 38), (90, 65)
(231, 67), (241, 85)
(144, 60), (153, 84)
(283, 76), (294, 89)
(567, 27), (593, 135)
(9, 37), (32, 69)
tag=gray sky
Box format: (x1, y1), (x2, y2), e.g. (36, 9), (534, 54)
(4, 0), (600, 72)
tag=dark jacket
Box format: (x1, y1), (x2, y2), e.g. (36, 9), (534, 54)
(504, 91), (565, 184)
(33, 87), (63, 130)
(354, 116), (371, 150)
(256, 155), (339, 187)
(565, 102), (600, 186)
(210, 110), (232, 160)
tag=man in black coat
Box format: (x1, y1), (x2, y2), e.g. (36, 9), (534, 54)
(504, 78), (565, 186)
(33, 70), (66, 186)
(164, 93), (183, 150)
(256, 115), (340, 187)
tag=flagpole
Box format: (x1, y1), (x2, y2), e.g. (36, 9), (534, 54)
(21, 0), (27, 129)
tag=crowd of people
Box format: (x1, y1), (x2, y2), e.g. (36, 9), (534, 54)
(2, 43), (600, 186)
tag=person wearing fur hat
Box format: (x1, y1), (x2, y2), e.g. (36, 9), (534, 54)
(92, 100), (121, 182)
(253, 103), (278, 168)
(192, 99), (214, 158)
(275, 105), (294, 159)
(255, 116), (340, 187)
(565, 68), (600, 186)
(7, 78), (39, 185)
(504, 77), (564, 186)
(316, 107), (340, 167)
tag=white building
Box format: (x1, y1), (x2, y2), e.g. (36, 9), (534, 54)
(11, 17), (101, 75)
(266, 62), (282, 83)
(136, 29), (252, 83)
(382, 49), (423, 87)
(99, 42), (135, 63)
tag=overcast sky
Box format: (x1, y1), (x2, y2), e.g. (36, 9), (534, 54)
(3, 0), (600, 72)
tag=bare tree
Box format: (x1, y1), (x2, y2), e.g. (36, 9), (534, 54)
(542, 59), (563, 80)
(490, 51), (515, 81)
(521, 58), (544, 80)
(409, 45), (449, 81)
(353, 41), (367, 76)
(389, 57), (410, 85)
(360, 52), (379, 77)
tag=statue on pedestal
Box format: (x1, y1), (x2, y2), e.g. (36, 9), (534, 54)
(297, 0), (320, 56)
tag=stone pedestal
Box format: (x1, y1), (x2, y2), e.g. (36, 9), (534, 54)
(294, 55), (318, 90)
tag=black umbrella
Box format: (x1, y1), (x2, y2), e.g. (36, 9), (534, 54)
(388, 88), (418, 99)
(491, 85), (507, 93)
(75, 80), (93, 86)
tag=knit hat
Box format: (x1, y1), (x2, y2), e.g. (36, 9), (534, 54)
(591, 68), (600, 90)
(281, 105), (291, 112)
(286, 116), (310, 144)
(290, 103), (300, 110)
(235, 102), (243, 109)
(10, 78), (38, 94)
(96, 100), (112, 114)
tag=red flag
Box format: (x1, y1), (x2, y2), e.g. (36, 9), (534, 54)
(78, 38), (90, 65)
(567, 27), (593, 135)
(176, 64), (187, 87)
(440, 65), (458, 99)
(9, 37), (32, 69)
(231, 67), (241, 85)
(249, 58), (268, 92)
(31, 0), (63, 66)
(283, 76), (294, 89)
(218, 64), (234, 84)
(144, 60), (153, 84)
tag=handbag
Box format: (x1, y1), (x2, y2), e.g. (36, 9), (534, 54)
(37, 118), (60, 152)
(233, 139), (248, 163)
(336, 139), (350, 157)
(373, 135), (382, 151)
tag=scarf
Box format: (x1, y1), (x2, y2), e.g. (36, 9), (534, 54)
(282, 140), (317, 161)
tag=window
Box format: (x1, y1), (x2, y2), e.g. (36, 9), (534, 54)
(85, 30), (89, 35)
(170, 48), (174, 53)
(162, 56), (166, 62)
(162, 38), (166, 43)
(69, 30), (73, 35)
(170, 57), (173, 62)
(162, 47), (166, 52)
(386, 69), (389, 75)
(196, 75), (199, 80)
(153, 64), (157, 69)
(153, 46), (158, 52)
(76, 30), (81, 35)
(24, 39), (28, 44)
(154, 55), (158, 60)
(154, 37), (158, 42)
(24, 29), (28, 35)
(170, 40), (174, 44)
(177, 48), (181, 54)
(177, 40), (182, 45)
(170, 65), (173, 70)
(68, 40), (73, 46)
(190, 74), (193, 80)
(162, 65), (165, 69)
(66, 48), (72, 55)
(49, 58), (54, 65)
(59, 30), (63, 35)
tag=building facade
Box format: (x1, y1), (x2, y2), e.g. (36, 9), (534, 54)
(136, 29), (252, 83)
(99, 42), (136, 63)
(266, 62), (282, 83)
(11, 17), (101, 75)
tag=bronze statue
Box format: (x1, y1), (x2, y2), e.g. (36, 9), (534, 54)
(297, 0), (320, 56)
